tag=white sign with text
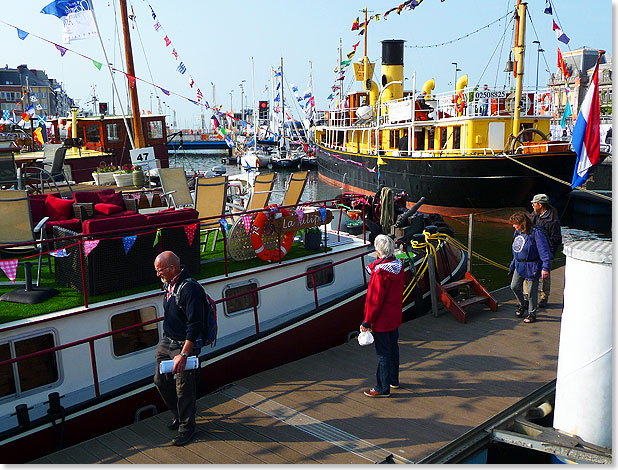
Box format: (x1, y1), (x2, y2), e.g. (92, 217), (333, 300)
(130, 146), (156, 168)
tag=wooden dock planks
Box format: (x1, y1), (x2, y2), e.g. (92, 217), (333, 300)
(35, 266), (564, 464)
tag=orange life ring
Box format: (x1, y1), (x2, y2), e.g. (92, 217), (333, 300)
(453, 92), (466, 115)
(250, 204), (295, 262)
(540, 93), (551, 112)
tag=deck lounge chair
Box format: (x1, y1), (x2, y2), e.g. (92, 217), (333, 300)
(159, 167), (194, 208)
(246, 172), (276, 211)
(282, 170), (308, 208)
(0, 153), (18, 190)
(194, 176), (228, 251)
(0, 190), (51, 287)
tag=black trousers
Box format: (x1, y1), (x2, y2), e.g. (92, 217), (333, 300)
(153, 338), (201, 433)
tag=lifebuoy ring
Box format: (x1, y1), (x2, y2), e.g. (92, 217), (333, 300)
(540, 93), (551, 112)
(250, 204), (295, 262)
(453, 92), (466, 115)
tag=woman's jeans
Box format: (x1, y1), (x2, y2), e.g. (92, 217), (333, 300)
(511, 270), (539, 316)
(373, 329), (399, 394)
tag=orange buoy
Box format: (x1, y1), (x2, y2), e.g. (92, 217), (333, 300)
(250, 204), (295, 262)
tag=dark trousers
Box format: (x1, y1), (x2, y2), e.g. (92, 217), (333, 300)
(373, 329), (399, 395)
(153, 339), (200, 433)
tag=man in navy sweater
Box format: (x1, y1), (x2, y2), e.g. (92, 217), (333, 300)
(153, 251), (205, 446)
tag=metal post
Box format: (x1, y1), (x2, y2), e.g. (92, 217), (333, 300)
(467, 213), (474, 273)
(428, 252), (439, 317)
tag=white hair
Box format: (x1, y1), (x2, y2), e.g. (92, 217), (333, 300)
(374, 234), (395, 258)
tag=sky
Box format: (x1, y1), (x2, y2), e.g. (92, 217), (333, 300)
(1, 0), (614, 129)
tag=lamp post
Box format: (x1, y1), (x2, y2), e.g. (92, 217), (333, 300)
(229, 90), (233, 113)
(452, 62), (461, 90)
(375, 80), (403, 156)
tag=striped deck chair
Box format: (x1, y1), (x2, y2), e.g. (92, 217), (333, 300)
(282, 170), (308, 208)
(194, 176), (228, 251)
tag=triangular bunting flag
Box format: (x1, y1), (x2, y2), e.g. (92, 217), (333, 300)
(55, 43), (67, 56)
(241, 214), (252, 234)
(0, 259), (18, 282)
(17, 29), (29, 40)
(83, 239), (99, 256)
(92, 60), (102, 70)
(219, 218), (229, 232)
(153, 228), (161, 246)
(123, 235), (137, 254)
(184, 224), (197, 246)
(377, 156), (386, 165)
(146, 191), (154, 206)
(318, 208), (327, 224)
(296, 209), (304, 225)
(126, 74), (136, 88)
(49, 248), (68, 257)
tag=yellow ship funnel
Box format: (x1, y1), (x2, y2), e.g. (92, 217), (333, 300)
(380, 40), (404, 103)
(422, 79), (435, 100)
(456, 74), (468, 93)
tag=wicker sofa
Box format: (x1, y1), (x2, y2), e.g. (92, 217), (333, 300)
(53, 207), (200, 296)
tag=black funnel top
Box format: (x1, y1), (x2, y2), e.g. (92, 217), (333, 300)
(381, 40), (405, 66)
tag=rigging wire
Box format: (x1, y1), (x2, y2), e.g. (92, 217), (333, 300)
(493, 0), (512, 89)
(404, 12), (512, 49)
(128, 0), (161, 111)
(525, 8), (564, 81)
(474, 14), (515, 90)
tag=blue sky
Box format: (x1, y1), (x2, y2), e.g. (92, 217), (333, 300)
(1, 0), (614, 129)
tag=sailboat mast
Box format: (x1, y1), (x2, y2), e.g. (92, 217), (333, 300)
(119, 0), (145, 148)
(512, 0), (527, 137)
(339, 38), (343, 107)
(251, 57), (257, 151)
(363, 7), (368, 60)
(281, 57), (285, 144)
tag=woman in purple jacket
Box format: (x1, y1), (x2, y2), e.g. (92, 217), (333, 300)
(508, 211), (551, 324)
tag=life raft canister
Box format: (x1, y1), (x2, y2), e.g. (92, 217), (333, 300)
(250, 204), (295, 262)
(453, 91), (466, 115)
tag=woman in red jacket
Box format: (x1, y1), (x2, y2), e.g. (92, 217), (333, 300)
(361, 235), (404, 398)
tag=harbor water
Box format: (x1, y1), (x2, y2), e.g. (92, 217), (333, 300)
(170, 149), (611, 292)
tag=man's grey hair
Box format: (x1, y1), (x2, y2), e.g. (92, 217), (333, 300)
(374, 234), (395, 258)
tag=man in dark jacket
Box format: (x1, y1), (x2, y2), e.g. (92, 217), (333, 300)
(361, 235), (404, 398)
(153, 251), (205, 446)
(528, 194), (562, 307)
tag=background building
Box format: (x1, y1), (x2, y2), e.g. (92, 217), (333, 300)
(549, 47), (612, 125)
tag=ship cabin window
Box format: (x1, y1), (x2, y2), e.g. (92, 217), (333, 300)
(389, 130), (400, 149)
(427, 128), (435, 150)
(439, 128), (448, 149)
(85, 124), (101, 144)
(0, 332), (59, 398)
(414, 129), (425, 151)
(335, 131), (344, 148)
(146, 120), (163, 140)
(106, 123), (123, 143)
(453, 126), (461, 149)
(111, 307), (160, 357)
(224, 281), (259, 315)
(306, 261), (334, 289)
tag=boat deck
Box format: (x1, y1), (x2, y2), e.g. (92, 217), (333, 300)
(34, 267), (564, 464)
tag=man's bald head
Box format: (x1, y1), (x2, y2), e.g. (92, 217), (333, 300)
(154, 251), (181, 282)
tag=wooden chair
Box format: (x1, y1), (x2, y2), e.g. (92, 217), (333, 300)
(159, 167), (194, 208)
(0, 190), (50, 286)
(246, 172), (276, 211)
(194, 176), (228, 251)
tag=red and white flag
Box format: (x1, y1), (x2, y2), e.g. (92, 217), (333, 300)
(571, 53), (602, 188)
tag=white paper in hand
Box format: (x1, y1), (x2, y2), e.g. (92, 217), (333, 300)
(358, 330), (374, 346)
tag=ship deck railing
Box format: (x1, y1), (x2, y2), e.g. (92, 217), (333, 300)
(0, 197), (375, 399)
(316, 86), (557, 129)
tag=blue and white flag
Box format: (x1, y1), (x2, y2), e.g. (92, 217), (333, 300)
(2, 110), (11, 121)
(571, 57), (602, 188)
(177, 62), (186, 74)
(122, 235), (137, 254)
(41, 0), (97, 44)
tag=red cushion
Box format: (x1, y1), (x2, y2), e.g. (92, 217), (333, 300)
(29, 196), (46, 225)
(94, 203), (123, 215)
(45, 218), (82, 236)
(145, 208), (199, 227)
(99, 191), (123, 207)
(82, 213), (147, 235)
(45, 194), (73, 221)
(73, 188), (115, 204)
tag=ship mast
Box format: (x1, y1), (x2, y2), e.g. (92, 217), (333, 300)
(512, 0), (527, 137)
(119, 0), (145, 148)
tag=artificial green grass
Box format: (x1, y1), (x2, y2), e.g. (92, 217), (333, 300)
(0, 234), (330, 325)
